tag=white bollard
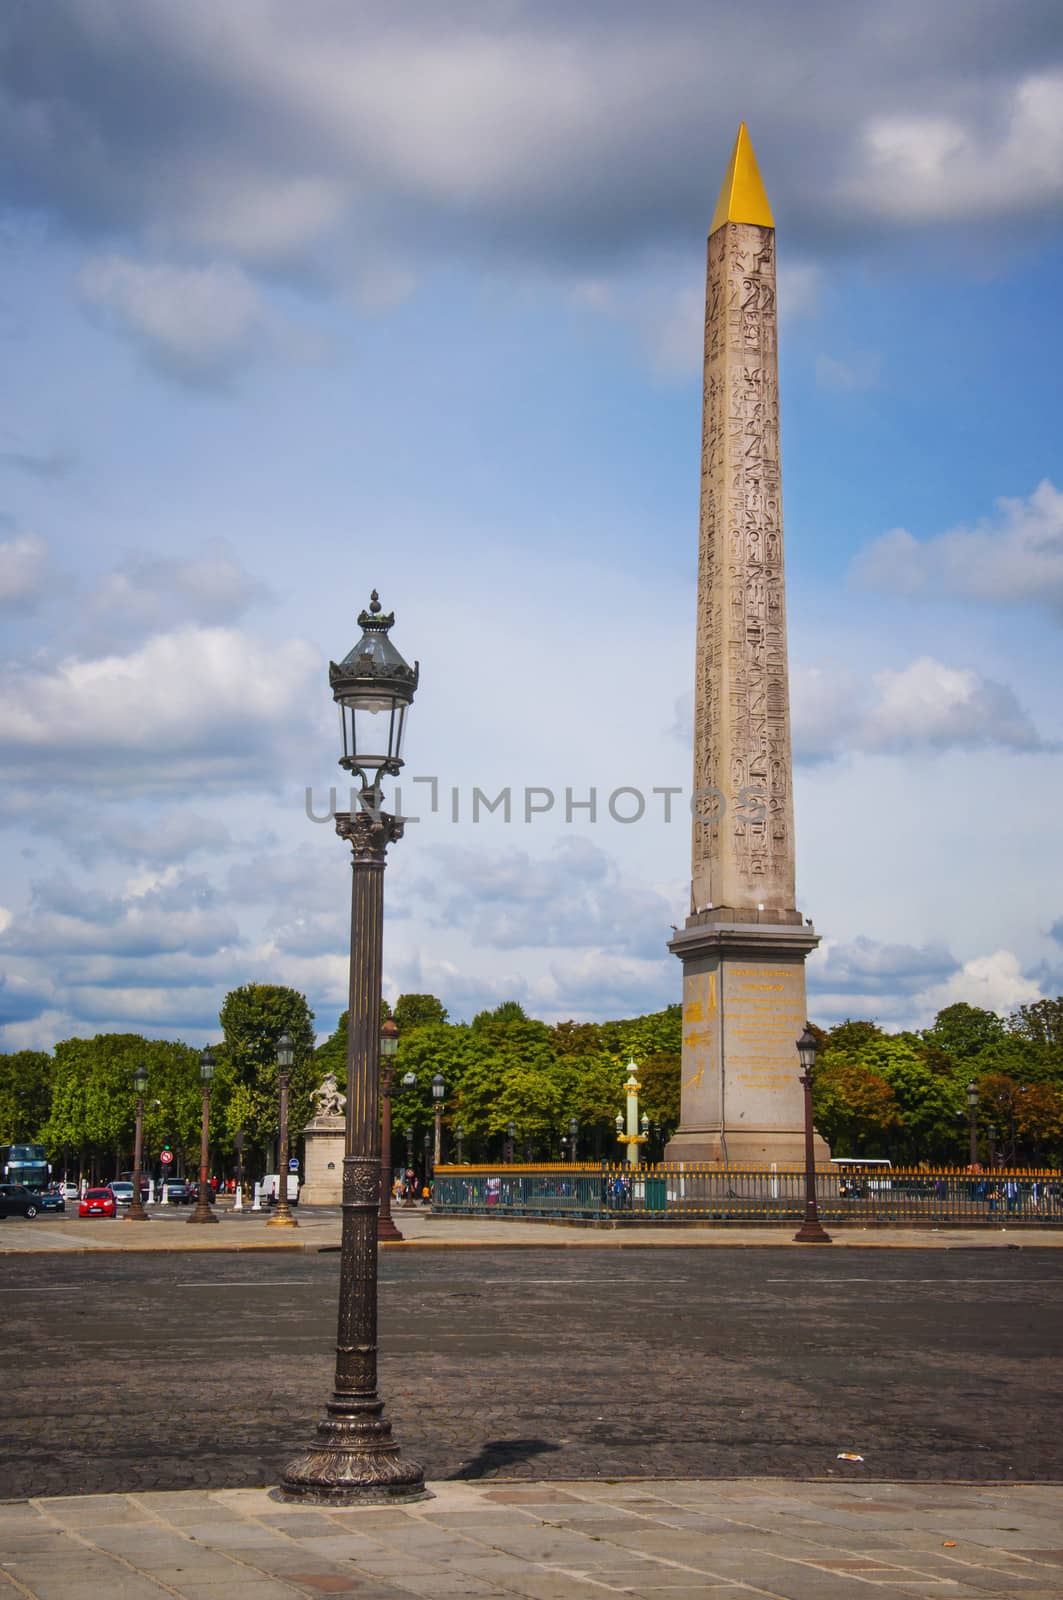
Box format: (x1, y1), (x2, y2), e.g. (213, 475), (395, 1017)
(234, 1182), (243, 1212)
(251, 1181), (262, 1211)
(161, 1182), (169, 1205)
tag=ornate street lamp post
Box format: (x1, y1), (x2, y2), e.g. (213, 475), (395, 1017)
(455, 1123), (465, 1165)
(966, 1080), (980, 1168)
(423, 1132), (432, 1186)
(401, 1085), (418, 1208)
(377, 1020), (402, 1242)
(282, 593), (424, 1503)
(568, 1116), (578, 1162)
(125, 1065), (149, 1222)
(988, 1123), (998, 1168)
(432, 1073), (445, 1167)
(188, 1049), (218, 1225)
(268, 1032), (297, 1228)
(793, 1026), (831, 1244)
(505, 1120), (516, 1164)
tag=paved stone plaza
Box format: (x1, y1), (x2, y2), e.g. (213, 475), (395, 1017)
(5, 1479), (1063, 1600)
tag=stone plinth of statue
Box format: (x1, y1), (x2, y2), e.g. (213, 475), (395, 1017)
(300, 1072), (346, 1206)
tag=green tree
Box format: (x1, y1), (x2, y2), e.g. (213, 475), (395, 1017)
(0, 1050), (53, 1142)
(812, 1060), (902, 1156)
(218, 984), (316, 1162)
(41, 1035), (202, 1177)
(924, 1003), (1005, 1060)
(393, 993), (447, 1032)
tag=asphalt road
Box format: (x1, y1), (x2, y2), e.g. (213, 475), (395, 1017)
(4, 1247), (1062, 1499)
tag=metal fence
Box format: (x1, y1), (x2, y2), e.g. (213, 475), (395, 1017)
(431, 1163), (1063, 1227)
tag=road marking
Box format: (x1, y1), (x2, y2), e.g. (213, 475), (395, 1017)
(764, 1277), (1059, 1285)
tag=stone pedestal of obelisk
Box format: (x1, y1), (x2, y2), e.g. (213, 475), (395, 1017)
(665, 125), (827, 1168)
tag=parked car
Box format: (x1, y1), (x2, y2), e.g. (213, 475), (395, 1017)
(160, 1176), (196, 1203)
(37, 1187), (66, 1212)
(61, 1181), (79, 1201)
(79, 1187), (117, 1218)
(109, 1181), (136, 1205)
(0, 1183), (40, 1219)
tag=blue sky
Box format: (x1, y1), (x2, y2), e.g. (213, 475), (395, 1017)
(2, 0), (1062, 1047)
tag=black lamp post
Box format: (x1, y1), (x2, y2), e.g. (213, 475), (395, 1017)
(640, 1112), (650, 1164)
(402, 1119), (417, 1207)
(966, 1080), (980, 1168)
(988, 1123), (998, 1168)
(432, 1072), (445, 1167)
(268, 1031), (297, 1229)
(281, 592), (424, 1503)
(505, 1120), (516, 1164)
(455, 1123), (465, 1165)
(126, 1065), (149, 1222)
(377, 1020), (402, 1242)
(568, 1116), (578, 1163)
(423, 1131), (432, 1186)
(188, 1049), (218, 1225)
(793, 1026), (831, 1244)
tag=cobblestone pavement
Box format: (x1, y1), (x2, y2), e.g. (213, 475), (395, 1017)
(4, 1480), (1063, 1600)
(4, 1248), (1062, 1500)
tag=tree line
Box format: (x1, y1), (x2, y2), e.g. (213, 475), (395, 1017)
(2, 988), (1061, 1179)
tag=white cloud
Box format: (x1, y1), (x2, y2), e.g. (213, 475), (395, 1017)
(413, 836), (674, 956)
(0, 624), (322, 790)
(851, 71), (1063, 226)
(852, 479), (1063, 616)
(808, 937), (1042, 1029)
(79, 255), (288, 383)
(791, 656), (1048, 762)
(862, 657), (1046, 753)
(0, 532), (49, 610)
(87, 541), (269, 638)
(921, 950), (1043, 1017)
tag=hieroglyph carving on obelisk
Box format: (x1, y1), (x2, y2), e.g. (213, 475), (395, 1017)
(691, 123), (797, 922)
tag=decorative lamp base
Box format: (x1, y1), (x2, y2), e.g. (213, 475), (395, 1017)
(266, 1212), (299, 1228)
(377, 1216), (404, 1242)
(279, 1398), (429, 1505)
(793, 1218), (832, 1244)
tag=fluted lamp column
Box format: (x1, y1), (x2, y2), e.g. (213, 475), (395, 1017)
(281, 591), (425, 1503)
(793, 1027), (831, 1244)
(377, 1020), (403, 1242)
(188, 1050), (219, 1225)
(268, 1031), (297, 1228)
(126, 1065), (149, 1222)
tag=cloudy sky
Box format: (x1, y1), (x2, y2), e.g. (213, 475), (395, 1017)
(2, 0), (1062, 1048)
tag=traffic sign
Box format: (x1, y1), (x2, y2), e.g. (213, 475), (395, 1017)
(288, 1158), (300, 1172)
(160, 1150), (173, 1165)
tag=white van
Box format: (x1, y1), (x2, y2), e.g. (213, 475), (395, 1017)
(261, 1173), (300, 1205)
(831, 1158), (892, 1198)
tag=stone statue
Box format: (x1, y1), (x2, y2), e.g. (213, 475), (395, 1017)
(312, 1071), (346, 1119)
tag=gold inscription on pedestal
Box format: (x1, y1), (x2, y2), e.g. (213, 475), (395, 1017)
(724, 963), (804, 1095)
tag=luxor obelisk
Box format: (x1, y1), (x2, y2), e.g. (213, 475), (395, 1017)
(666, 125), (824, 1166)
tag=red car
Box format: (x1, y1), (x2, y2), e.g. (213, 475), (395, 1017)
(79, 1186), (117, 1218)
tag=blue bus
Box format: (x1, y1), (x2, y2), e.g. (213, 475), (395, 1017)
(0, 1144), (50, 1191)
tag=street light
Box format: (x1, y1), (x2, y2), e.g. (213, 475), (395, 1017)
(640, 1111), (650, 1159)
(377, 1020), (402, 1242)
(793, 1026), (831, 1245)
(268, 1031), (297, 1229)
(455, 1123), (465, 1165)
(505, 1120), (516, 1164)
(281, 592), (424, 1504)
(125, 1065), (149, 1223)
(402, 1119), (417, 1208)
(188, 1049), (219, 1225)
(988, 1123), (998, 1168)
(568, 1116), (578, 1162)
(966, 1080), (980, 1168)
(432, 1072), (445, 1167)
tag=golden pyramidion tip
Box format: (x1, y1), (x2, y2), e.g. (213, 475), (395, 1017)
(709, 122), (774, 234)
